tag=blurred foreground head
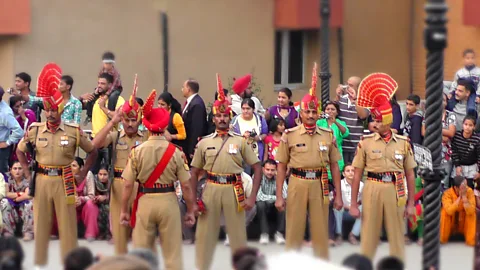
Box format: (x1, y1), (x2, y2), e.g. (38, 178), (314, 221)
(87, 255), (152, 270)
(266, 252), (350, 270)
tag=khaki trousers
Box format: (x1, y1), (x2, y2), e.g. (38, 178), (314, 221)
(361, 180), (405, 261)
(34, 175), (77, 266)
(133, 193), (183, 270)
(285, 176), (329, 259)
(195, 183), (246, 270)
(110, 178), (137, 254)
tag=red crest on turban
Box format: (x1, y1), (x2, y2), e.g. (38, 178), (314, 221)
(212, 73), (231, 115)
(300, 62), (319, 111)
(37, 63), (64, 112)
(142, 90), (170, 133)
(122, 74), (142, 122)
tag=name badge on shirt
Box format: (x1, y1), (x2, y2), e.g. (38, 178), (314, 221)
(228, 144), (238, 154)
(60, 136), (69, 146)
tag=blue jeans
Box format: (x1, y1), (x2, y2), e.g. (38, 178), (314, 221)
(333, 205), (362, 237)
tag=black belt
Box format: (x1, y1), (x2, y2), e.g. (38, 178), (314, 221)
(114, 171), (123, 178)
(291, 168), (322, 179)
(37, 166), (63, 176)
(206, 172), (240, 184)
(367, 172), (397, 181)
(138, 186), (175, 194)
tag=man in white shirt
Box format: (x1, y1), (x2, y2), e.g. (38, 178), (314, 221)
(334, 164), (363, 245)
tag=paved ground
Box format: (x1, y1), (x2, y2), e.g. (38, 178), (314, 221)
(20, 240), (473, 270)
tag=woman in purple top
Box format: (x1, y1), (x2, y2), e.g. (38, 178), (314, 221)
(265, 88), (298, 129)
(9, 96), (36, 163)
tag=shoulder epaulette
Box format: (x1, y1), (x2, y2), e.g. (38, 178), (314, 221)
(285, 125), (301, 134)
(29, 122), (44, 129)
(394, 134), (409, 141)
(229, 131), (243, 137)
(361, 134), (375, 140)
(318, 126), (333, 133)
(171, 143), (184, 152)
(64, 122), (80, 129)
(201, 133), (216, 139)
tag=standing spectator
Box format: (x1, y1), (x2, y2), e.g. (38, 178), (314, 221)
(231, 74), (266, 116)
(0, 87), (24, 173)
(422, 93), (456, 188)
(447, 79), (477, 131)
(449, 49), (480, 102)
(8, 95), (36, 164)
(231, 98), (268, 174)
(256, 159), (287, 245)
(90, 73), (125, 173)
(181, 79), (207, 164)
(14, 72), (42, 121)
(440, 176), (476, 246)
(24, 75), (82, 124)
(451, 115), (480, 189)
(264, 88), (298, 129)
(207, 88), (231, 135)
(158, 91), (186, 146)
(263, 118), (285, 161)
(1, 161), (33, 240)
(99, 51), (122, 92)
(93, 165), (110, 240)
(335, 76), (369, 163)
(403, 94), (424, 145)
(333, 164), (363, 245)
(317, 101), (349, 176)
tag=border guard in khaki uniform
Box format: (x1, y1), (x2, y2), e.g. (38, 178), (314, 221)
(120, 90), (196, 270)
(275, 63), (343, 259)
(349, 73), (416, 262)
(190, 74), (262, 270)
(92, 75), (147, 254)
(16, 63), (97, 269)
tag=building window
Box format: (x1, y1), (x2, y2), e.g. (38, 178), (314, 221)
(274, 30), (306, 88)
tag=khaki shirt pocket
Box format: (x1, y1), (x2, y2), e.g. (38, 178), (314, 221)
(205, 149), (218, 170)
(367, 151), (384, 170)
(291, 144), (308, 154)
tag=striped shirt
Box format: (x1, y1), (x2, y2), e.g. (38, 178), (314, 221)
(256, 175), (288, 202)
(337, 95), (368, 153)
(451, 131), (480, 168)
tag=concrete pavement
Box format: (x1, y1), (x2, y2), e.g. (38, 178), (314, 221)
(20, 240), (473, 270)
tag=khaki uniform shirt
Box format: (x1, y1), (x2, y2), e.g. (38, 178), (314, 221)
(102, 129), (148, 170)
(191, 131), (259, 174)
(122, 136), (190, 185)
(18, 122), (94, 166)
(276, 125), (341, 169)
(352, 132), (417, 172)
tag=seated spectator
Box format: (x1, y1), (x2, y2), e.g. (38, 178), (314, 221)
(264, 88), (298, 129)
(403, 94), (424, 145)
(422, 93), (456, 188)
(9, 95), (36, 163)
(128, 248), (159, 270)
(0, 235), (24, 270)
(256, 160), (287, 245)
(342, 253), (373, 270)
(0, 161), (33, 241)
(376, 256), (404, 270)
(88, 255), (151, 270)
(408, 178), (424, 246)
(231, 98), (268, 174)
(450, 115), (480, 189)
(317, 101), (349, 176)
(93, 165), (110, 240)
(440, 176), (475, 246)
(263, 118), (285, 162)
(99, 51), (122, 91)
(333, 164), (362, 245)
(73, 157), (98, 241)
(64, 246), (94, 270)
(446, 78), (477, 131)
(159, 91), (186, 146)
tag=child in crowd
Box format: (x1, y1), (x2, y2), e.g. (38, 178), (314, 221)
(449, 49), (480, 102)
(403, 94), (424, 145)
(409, 177), (424, 246)
(263, 118), (285, 162)
(451, 115), (480, 189)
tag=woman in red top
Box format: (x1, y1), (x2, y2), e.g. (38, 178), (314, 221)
(263, 118), (285, 161)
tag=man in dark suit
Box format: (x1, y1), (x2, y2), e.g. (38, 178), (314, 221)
(181, 79), (207, 164)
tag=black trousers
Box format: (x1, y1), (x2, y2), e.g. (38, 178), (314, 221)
(256, 201), (285, 234)
(91, 147), (110, 174)
(0, 146), (11, 174)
